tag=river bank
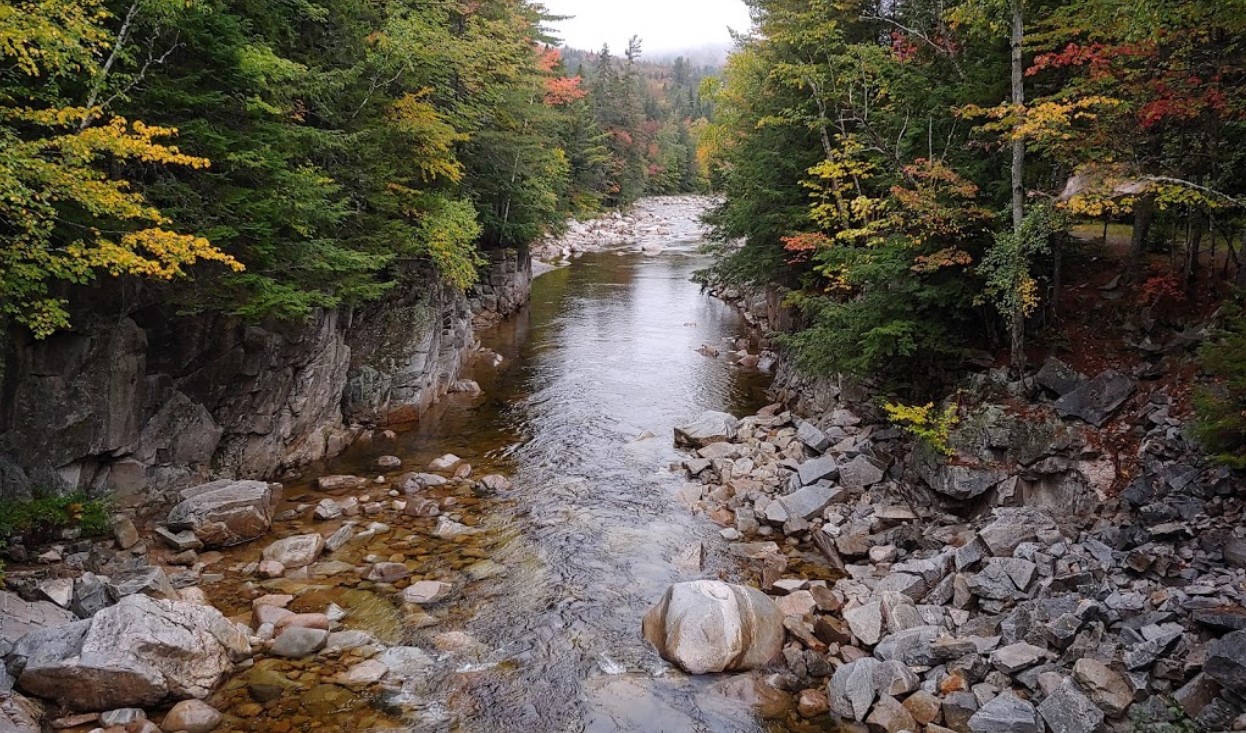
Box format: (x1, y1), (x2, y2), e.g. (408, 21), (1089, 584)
(3, 196), (1243, 733)
(0, 199), (785, 733)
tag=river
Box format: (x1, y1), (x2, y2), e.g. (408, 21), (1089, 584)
(209, 198), (792, 732)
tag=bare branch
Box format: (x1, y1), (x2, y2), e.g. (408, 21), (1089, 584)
(81, 0), (141, 131)
(861, 10), (965, 78)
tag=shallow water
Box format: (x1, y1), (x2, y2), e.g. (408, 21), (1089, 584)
(207, 200), (796, 733)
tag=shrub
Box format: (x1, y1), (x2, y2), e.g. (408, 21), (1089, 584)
(0, 493), (112, 553)
(885, 402), (960, 456)
(1193, 295), (1246, 469)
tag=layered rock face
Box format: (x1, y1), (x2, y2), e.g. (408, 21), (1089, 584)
(0, 252), (530, 503)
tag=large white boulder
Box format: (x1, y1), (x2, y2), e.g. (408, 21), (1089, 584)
(11, 594), (250, 711)
(642, 581), (783, 674)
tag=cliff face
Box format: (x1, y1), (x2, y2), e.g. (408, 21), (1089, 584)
(0, 250), (530, 507)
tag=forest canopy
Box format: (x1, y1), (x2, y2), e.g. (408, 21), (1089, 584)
(0, 0), (712, 337)
(699, 0), (1246, 386)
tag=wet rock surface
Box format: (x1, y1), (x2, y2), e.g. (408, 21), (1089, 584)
(642, 581), (784, 674)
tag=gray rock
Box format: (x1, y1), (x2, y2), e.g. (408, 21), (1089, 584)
(1224, 538), (1246, 569)
(993, 558), (1037, 590)
(70, 573), (119, 619)
(13, 594), (249, 711)
(1035, 358), (1085, 398)
(873, 625), (942, 666)
(642, 581), (784, 674)
(698, 442), (739, 461)
(763, 500), (789, 525)
(113, 567), (177, 601)
(778, 485), (839, 521)
(796, 422), (830, 453)
(270, 627), (328, 658)
(1038, 679), (1105, 733)
(875, 572), (927, 600)
(165, 479), (275, 548)
(827, 657), (881, 720)
(1206, 629), (1246, 696)
(674, 412), (739, 448)
(919, 460), (1010, 501)
(33, 579), (73, 609)
(840, 455), (885, 490)
(944, 691), (980, 730)
(365, 563), (410, 584)
(402, 581), (453, 605)
(967, 563), (1026, 602)
(796, 456), (839, 486)
(324, 523), (355, 552)
(684, 458), (712, 476)
(874, 659), (920, 696)
(844, 600), (884, 646)
(1054, 370), (1135, 427)
(968, 691), (1040, 733)
(991, 642), (1046, 674)
(979, 517), (1040, 557)
(262, 534), (325, 569)
(154, 527), (203, 552)
(956, 536), (989, 571)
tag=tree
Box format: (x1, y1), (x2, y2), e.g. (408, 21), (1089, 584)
(0, 0), (241, 336)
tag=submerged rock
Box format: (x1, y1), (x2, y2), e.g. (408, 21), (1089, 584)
(642, 580), (783, 674)
(262, 534), (325, 569)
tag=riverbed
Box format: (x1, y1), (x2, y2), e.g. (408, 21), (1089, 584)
(205, 197), (788, 732)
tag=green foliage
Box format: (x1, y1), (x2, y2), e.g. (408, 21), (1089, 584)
(2, 0), (712, 338)
(1193, 294), (1246, 469)
(978, 203), (1066, 324)
(0, 492), (111, 552)
(1129, 700), (1198, 733)
(885, 402), (961, 456)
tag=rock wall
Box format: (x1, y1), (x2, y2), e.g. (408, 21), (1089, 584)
(0, 250), (530, 506)
(711, 282), (859, 420)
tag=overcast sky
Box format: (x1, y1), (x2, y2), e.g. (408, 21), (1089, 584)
(539, 0), (753, 54)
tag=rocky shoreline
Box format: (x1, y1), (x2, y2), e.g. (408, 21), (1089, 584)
(3, 196), (1243, 733)
(0, 449), (520, 732)
(652, 352), (1246, 732)
(530, 195), (718, 266)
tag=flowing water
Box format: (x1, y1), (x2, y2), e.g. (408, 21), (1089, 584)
(207, 199), (795, 733)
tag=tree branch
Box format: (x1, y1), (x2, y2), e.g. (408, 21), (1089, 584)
(81, 0), (141, 131)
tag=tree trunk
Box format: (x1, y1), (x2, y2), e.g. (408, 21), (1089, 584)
(1010, 1), (1025, 233)
(1185, 211), (1204, 296)
(1237, 228), (1246, 287)
(1009, 0), (1027, 375)
(1051, 233), (1064, 319)
(1127, 195), (1155, 281)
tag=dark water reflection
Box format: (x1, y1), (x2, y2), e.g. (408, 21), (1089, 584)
(344, 237), (776, 732)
